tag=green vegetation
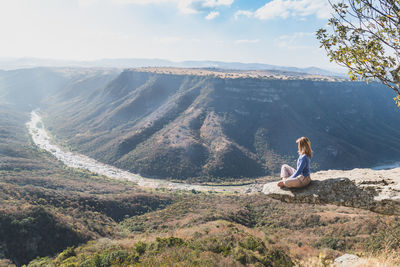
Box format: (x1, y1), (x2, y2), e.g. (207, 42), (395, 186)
(21, 192), (400, 267)
(317, 0), (400, 106)
(27, 227), (294, 267)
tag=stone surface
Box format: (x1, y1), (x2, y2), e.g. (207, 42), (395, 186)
(262, 167), (400, 215)
(333, 254), (360, 267)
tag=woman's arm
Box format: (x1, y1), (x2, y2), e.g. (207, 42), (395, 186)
(289, 156), (306, 178)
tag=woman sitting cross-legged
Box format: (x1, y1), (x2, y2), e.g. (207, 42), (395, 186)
(278, 136), (312, 188)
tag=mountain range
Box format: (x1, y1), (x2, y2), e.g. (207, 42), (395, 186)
(0, 57), (344, 77)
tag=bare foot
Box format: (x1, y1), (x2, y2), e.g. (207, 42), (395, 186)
(277, 181), (285, 188)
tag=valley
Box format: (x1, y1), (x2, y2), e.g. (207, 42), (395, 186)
(0, 67), (399, 266)
(1, 67), (399, 183)
(27, 110), (248, 192)
(42, 68), (400, 181)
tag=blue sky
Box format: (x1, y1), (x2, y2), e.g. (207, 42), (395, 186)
(0, 0), (340, 70)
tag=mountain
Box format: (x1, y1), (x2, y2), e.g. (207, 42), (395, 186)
(36, 68), (400, 181)
(0, 57), (344, 77)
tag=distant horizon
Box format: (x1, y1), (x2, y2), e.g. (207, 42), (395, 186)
(0, 56), (347, 74)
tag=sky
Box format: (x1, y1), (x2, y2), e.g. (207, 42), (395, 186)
(0, 0), (340, 70)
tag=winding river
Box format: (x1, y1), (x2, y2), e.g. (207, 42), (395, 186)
(26, 111), (251, 193)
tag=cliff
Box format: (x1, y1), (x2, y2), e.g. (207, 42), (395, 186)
(262, 167), (400, 215)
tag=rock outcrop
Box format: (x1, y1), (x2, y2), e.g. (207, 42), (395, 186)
(334, 254), (360, 267)
(262, 167), (400, 215)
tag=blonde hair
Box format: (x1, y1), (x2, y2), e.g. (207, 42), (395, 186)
(296, 137), (313, 159)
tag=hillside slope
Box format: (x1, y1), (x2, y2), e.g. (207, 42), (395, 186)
(43, 69), (400, 180)
(0, 105), (171, 266)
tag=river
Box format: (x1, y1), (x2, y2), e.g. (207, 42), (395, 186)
(26, 111), (253, 193)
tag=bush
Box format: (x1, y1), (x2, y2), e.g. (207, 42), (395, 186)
(135, 241), (146, 255)
(240, 236), (266, 253)
(155, 237), (184, 249)
(314, 236), (345, 250)
(262, 248), (294, 267)
(56, 246), (76, 262)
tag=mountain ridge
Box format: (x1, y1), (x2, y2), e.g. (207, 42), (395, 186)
(0, 57), (344, 77)
(39, 68), (400, 181)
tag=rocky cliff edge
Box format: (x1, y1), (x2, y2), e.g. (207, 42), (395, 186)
(262, 167), (400, 215)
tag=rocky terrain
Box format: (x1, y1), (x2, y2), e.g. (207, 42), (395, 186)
(262, 167), (400, 215)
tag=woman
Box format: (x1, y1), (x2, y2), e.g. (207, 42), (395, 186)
(278, 137), (312, 188)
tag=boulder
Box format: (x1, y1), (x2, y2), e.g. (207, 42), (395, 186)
(262, 167), (400, 215)
(334, 254), (360, 267)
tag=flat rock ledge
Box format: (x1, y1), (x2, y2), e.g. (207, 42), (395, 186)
(262, 167), (400, 215)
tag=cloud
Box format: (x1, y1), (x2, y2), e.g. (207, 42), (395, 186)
(112, 0), (196, 13)
(239, 0), (332, 20)
(234, 10), (253, 20)
(203, 0), (233, 7)
(113, 0), (233, 14)
(255, 0), (290, 19)
(205, 11), (219, 20)
(177, 0), (199, 14)
(113, 0), (166, 4)
(234, 39), (260, 44)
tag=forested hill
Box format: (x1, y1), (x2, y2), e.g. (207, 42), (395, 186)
(34, 68), (400, 181)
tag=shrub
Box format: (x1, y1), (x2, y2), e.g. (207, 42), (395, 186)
(155, 237), (184, 249)
(135, 241), (146, 255)
(261, 248), (294, 267)
(314, 236), (345, 250)
(56, 246), (76, 262)
(240, 236), (266, 253)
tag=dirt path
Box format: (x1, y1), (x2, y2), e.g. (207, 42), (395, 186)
(26, 111), (255, 193)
